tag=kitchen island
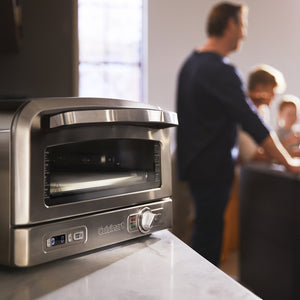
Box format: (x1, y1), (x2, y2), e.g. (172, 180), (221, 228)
(0, 230), (260, 300)
(240, 162), (300, 300)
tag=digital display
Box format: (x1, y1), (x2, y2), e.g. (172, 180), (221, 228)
(51, 234), (66, 246)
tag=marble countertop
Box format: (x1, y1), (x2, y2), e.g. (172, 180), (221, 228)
(0, 230), (260, 300)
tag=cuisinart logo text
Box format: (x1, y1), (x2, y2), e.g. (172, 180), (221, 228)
(98, 222), (125, 236)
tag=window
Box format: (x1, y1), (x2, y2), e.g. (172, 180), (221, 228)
(78, 0), (144, 101)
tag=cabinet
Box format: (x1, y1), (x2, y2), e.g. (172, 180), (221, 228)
(0, 0), (22, 52)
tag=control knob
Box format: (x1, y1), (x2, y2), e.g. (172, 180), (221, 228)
(138, 208), (158, 233)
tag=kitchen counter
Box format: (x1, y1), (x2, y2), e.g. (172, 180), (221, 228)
(0, 230), (260, 300)
(240, 161), (300, 180)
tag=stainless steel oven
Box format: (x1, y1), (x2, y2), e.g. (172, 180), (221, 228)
(0, 98), (177, 267)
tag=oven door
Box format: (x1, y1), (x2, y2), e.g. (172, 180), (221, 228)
(11, 98), (177, 225)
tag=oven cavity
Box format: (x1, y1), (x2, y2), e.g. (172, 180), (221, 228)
(44, 139), (161, 206)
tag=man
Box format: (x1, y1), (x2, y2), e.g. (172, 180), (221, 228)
(176, 2), (300, 266)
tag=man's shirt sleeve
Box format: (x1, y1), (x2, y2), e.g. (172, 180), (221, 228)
(202, 63), (270, 145)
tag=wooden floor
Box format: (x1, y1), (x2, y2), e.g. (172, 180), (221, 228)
(219, 251), (239, 281)
(219, 171), (240, 281)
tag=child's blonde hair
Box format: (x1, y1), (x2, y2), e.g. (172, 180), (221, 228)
(278, 94), (300, 112)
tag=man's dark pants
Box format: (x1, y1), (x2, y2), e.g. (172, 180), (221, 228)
(188, 181), (232, 266)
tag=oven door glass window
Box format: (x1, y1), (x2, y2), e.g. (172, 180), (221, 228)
(44, 139), (161, 206)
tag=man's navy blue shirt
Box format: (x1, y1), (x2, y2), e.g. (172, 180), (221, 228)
(176, 51), (270, 182)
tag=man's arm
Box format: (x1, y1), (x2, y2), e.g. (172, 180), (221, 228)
(239, 130), (271, 163)
(260, 131), (300, 173)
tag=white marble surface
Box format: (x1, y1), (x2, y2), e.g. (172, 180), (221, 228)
(0, 230), (261, 300)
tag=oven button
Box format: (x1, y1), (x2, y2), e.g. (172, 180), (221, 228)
(73, 231), (84, 241)
(128, 214), (138, 232)
(68, 233), (73, 243)
(138, 208), (157, 234)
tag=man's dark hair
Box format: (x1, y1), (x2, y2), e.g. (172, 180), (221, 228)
(207, 2), (244, 37)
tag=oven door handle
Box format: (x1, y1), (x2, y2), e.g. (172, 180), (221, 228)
(48, 109), (178, 129)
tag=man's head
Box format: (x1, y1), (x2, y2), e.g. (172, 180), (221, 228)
(247, 65), (286, 107)
(206, 2), (248, 52)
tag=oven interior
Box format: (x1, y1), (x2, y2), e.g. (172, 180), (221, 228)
(44, 139), (161, 206)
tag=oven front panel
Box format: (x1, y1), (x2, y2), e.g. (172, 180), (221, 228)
(13, 122), (172, 225)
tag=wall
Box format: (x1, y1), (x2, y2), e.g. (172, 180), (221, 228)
(0, 0), (78, 98)
(1, 1), (299, 115)
(147, 0), (300, 130)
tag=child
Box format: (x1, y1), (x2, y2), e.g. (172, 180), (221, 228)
(238, 64), (286, 163)
(277, 95), (300, 156)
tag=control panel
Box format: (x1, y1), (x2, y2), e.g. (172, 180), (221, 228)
(127, 207), (162, 234)
(11, 198), (172, 266)
(44, 226), (87, 252)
